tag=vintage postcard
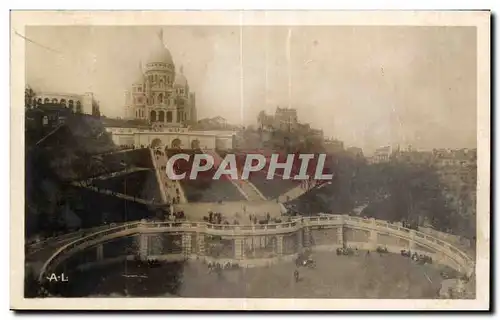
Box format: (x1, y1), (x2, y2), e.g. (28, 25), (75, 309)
(10, 11), (490, 310)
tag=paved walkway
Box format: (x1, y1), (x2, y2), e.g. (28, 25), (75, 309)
(76, 167), (150, 185)
(70, 181), (155, 206)
(175, 201), (283, 223)
(53, 252), (447, 298)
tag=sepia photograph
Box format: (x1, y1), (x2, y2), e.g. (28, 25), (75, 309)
(10, 11), (490, 310)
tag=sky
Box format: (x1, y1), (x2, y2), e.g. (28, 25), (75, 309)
(25, 25), (477, 153)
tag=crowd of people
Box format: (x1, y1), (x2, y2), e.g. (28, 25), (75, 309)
(165, 185), (181, 204)
(400, 249), (433, 265)
(203, 211), (227, 225)
(170, 211), (186, 221)
(200, 210), (293, 226)
(247, 213), (279, 225)
(206, 261), (240, 274)
(116, 144), (136, 150)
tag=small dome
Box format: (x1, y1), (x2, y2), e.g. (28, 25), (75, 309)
(146, 29), (174, 66)
(174, 66), (188, 87)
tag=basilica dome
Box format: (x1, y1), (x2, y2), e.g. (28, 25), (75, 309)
(146, 29), (174, 67)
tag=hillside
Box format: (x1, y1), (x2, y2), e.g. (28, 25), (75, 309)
(25, 113), (156, 239)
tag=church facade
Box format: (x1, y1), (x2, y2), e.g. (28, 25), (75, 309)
(124, 30), (197, 128)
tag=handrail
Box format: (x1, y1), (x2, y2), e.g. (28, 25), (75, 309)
(26, 222), (130, 254)
(36, 215), (475, 281)
(317, 215), (474, 267)
(37, 222), (141, 281)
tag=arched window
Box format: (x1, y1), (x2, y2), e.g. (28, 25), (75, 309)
(158, 93), (163, 104)
(60, 99), (67, 107)
(76, 101), (82, 113)
(171, 138), (181, 149)
(37, 98), (42, 106)
(166, 111), (172, 123)
(42, 116), (48, 126)
(52, 98), (58, 104)
(43, 98), (50, 104)
(158, 110), (165, 122)
(68, 100), (74, 112)
(151, 138), (162, 148)
(191, 139), (200, 150)
(159, 78), (164, 87)
(150, 110), (157, 122)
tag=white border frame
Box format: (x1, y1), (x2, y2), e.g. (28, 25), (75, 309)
(10, 10), (491, 310)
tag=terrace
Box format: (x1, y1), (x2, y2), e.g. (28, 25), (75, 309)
(91, 170), (162, 202)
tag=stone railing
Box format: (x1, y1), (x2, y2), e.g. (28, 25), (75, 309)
(26, 222), (131, 255)
(306, 215), (474, 274)
(36, 215), (475, 281)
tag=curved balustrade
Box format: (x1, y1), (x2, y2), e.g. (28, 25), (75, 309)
(36, 215), (475, 282)
(26, 222), (132, 255)
(306, 214), (474, 273)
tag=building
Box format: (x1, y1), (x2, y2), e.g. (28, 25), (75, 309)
(26, 103), (73, 132)
(391, 146), (433, 165)
(432, 148), (477, 169)
(195, 116), (230, 130)
(345, 147), (364, 159)
(124, 30), (197, 128)
(258, 107), (298, 132)
(104, 124), (234, 150)
(31, 92), (98, 116)
(274, 107), (298, 131)
(370, 146), (392, 164)
(324, 138), (345, 153)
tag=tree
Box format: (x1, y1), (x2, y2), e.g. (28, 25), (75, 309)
(92, 99), (101, 117)
(25, 86), (36, 109)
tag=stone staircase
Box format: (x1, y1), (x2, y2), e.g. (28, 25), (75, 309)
(235, 179), (266, 201)
(203, 149), (266, 201)
(278, 180), (328, 202)
(149, 148), (168, 204)
(150, 148), (187, 204)
(278, 184), (307, 202)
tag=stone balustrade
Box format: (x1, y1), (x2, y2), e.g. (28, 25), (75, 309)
(36, 215), (475, 282)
